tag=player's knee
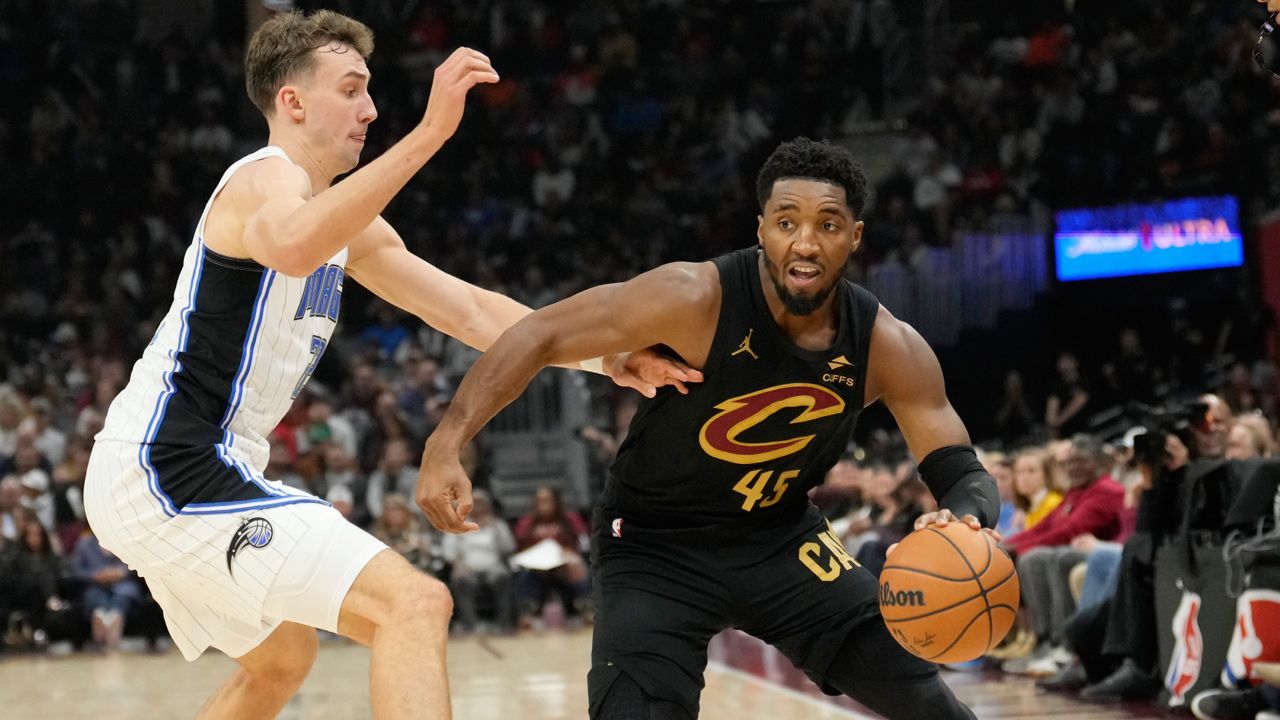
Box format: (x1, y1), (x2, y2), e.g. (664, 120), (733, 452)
(388, 573), (453, 627)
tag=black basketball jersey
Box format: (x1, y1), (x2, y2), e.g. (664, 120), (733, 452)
(604, 246), (881, 529)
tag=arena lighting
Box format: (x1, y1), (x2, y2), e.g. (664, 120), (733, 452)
(1053, 195), (1244, 281)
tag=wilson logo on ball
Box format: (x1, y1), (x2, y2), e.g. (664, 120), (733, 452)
(879, 582), (925, 608)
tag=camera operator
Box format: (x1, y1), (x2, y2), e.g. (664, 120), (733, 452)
(1039, 395), (1233, 701)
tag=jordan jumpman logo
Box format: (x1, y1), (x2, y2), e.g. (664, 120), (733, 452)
(732, 328), (758, 360)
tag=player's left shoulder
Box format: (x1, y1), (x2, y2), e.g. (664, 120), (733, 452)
(867, 304), (916, 363)
(865, 305), (943, 404)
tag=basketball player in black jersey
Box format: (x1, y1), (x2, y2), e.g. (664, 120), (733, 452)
(419, 138), (999, 719)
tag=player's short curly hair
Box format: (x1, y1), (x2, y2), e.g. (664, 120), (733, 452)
(755, 137), (867, 217)
(245, 10), (374, 116)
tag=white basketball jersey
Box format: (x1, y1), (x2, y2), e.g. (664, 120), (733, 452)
(98, 146), (347, 492)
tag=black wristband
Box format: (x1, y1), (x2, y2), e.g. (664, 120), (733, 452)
(918, 445), (1000, 528)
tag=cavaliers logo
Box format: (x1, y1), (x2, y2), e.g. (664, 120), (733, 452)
(698, 383), (846, 464)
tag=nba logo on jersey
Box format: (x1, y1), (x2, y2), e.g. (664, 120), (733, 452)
(611, 518), (624, 538)
(1165, 589), (1204, 706)
(1222, 589), (1280, 688)
(226, 517), (274, 578)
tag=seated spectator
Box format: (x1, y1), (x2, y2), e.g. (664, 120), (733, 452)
(366, 438), (420, 520)
(442, 490), (516, 634)
(327, 483), (356, 523)
(1065, 420), (1232, 703)
(50, 435), (91, 553)
(987, 451), (1022, 538)
(71, 526), (141, 653)
(0, 514), (64, 649)
(812, 453), (865, 519)
(263, 442), (307, 492)
(22, 397), (66, 465)
(0, 476), (21, 540)
(302, 390), (358, 459)
(1003, 435), (1129, 674)
(852, 476), (930, 577)
(18, 465), (53, 532)
(513, 486), (590, 628)
(0, 391), (20, 458)
(318, 445), (364, 515)
(1227, 415), (1276, 460)
(372, 494), (443, 578)
(1013, 447), (1064, 530)
(989, 448), (1064, 661)
(839, 463), (895, 553)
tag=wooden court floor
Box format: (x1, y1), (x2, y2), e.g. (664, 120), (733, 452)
(1, 629), (1177, 719)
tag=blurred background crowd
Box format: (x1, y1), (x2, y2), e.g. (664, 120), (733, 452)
(2, 0), (1280, 716)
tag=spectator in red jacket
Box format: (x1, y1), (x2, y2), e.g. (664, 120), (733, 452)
(512, 486), (591, 628)
(1003, 434), (1126, 670)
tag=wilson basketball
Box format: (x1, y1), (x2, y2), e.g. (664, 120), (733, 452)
(878, 523), (1019, 664)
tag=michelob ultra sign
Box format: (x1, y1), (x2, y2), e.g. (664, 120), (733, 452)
(1054, 195), (1243, 281)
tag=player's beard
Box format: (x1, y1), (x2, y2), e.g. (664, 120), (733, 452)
(762, 252), (838, 316)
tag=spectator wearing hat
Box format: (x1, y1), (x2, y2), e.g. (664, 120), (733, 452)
(18, 466), (53, 532)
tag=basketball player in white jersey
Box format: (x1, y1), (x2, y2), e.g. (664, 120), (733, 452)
(84, 10), (698, 720)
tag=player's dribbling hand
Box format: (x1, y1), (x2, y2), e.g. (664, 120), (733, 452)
(885, 509), (1002, 557)
(421, 47), (500, 139)
(605, 350), (704, 398)
(1260, 0), (1280, 15)
(416, 448), (480, 534)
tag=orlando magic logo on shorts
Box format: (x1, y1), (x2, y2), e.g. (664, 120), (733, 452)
(226, 517), (273, 578)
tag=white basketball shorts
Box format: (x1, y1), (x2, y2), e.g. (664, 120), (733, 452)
(84, 439), (387, 660)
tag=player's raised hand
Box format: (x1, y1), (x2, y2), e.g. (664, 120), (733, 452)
(886, 508), (1002, 557)
(605, 350), (705, 398)
(416, 446), (479, 534)
(420, 47), (500, 139)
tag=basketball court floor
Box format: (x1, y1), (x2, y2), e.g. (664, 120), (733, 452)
(2, 628), (1175, 719)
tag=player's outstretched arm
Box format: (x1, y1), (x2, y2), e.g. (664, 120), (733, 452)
(347, 217), (544, 351)
(415, 262), (719, 532)
(866, 305), (1000, 531)
(345, 217), (703, 392)
(241, 48), (499, 276)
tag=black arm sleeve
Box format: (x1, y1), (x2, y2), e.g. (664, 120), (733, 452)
(917, 445), (1000, 529)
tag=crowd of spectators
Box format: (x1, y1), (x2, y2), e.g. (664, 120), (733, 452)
(3, 11), (1280, 720)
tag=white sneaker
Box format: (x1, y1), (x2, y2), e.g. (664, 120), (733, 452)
(1049, 644), (1075, 665)
(1024, 654), (1065, 678)
(1257, 712), (1280, 720)
(1003, 642), (1051, 674)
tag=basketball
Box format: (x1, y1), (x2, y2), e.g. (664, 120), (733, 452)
(878, 523), (1019, 664)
